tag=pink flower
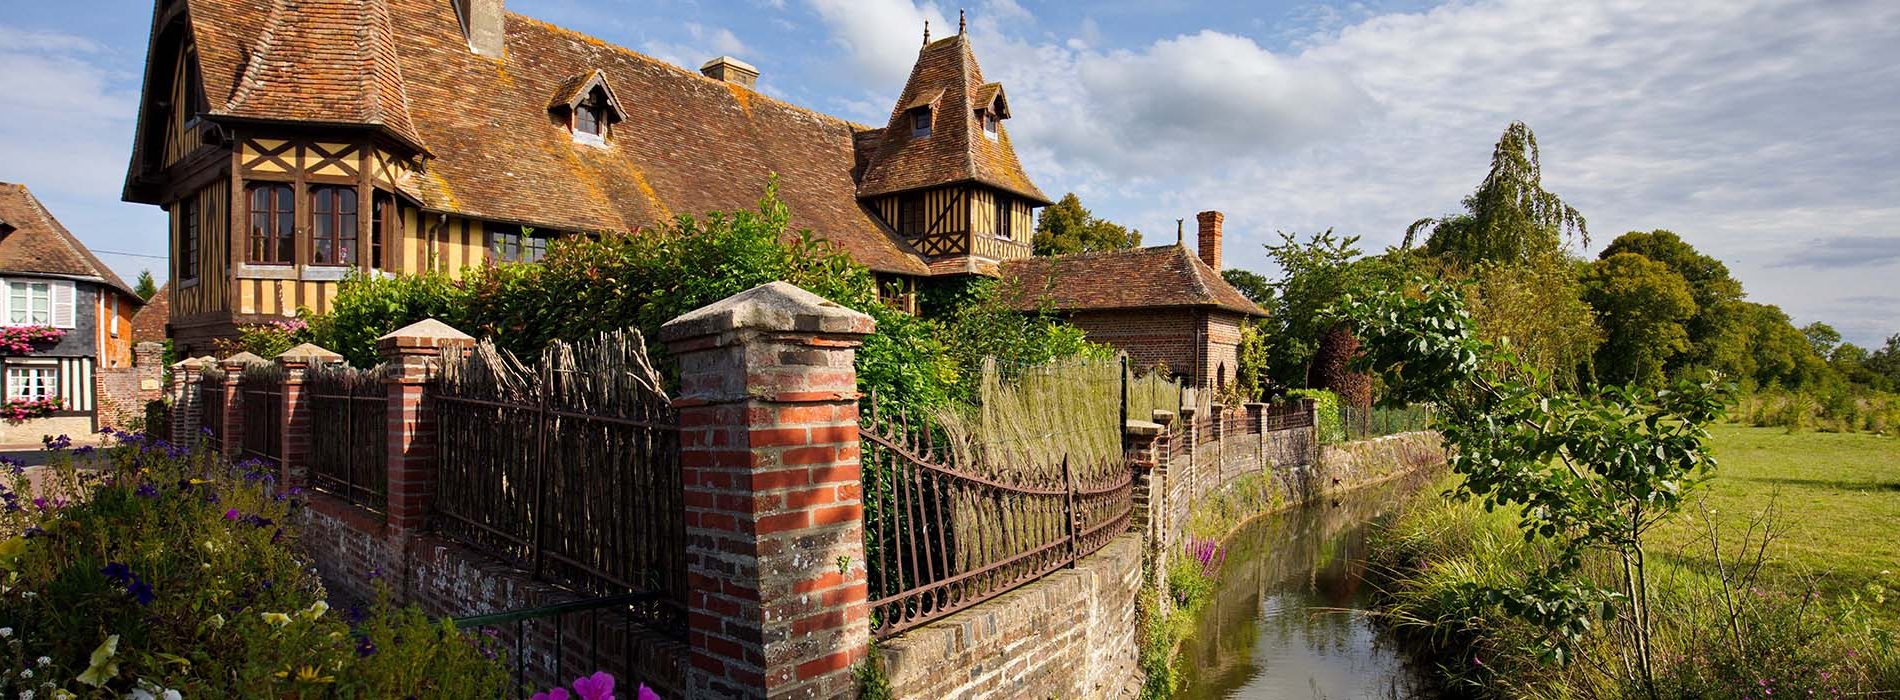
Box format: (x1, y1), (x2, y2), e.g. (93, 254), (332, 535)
(530, 690), (570, 700)
(638, 683), (660, 700)
(572, 671), (615, 700)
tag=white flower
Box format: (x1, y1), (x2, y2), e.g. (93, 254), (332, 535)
(36, 656), (51, 666)
(0, 627), (11, 637)
(22, 690), (35, 700)
(17, 669), (29, 679)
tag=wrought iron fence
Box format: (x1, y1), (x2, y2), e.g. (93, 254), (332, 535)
(1341, 404), (1434, 441)
(859, 407), (1133, 639)
(452, 592), (680, 698)
(432, 331), (686, 637)
(238, 364), (284, 466)
(307, 364), (390, 509)
(1263, 400), (1316, 432)
(198, 366), (226, 450)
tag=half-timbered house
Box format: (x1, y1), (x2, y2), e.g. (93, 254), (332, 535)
(124, 0), (1263, 387)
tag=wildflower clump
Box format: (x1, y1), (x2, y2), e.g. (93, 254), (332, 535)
(0, 430), (509, 697)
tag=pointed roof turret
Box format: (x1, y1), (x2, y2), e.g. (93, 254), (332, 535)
(856, 32), (1050, 205)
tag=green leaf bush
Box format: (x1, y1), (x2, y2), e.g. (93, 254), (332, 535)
(0, 435), (508, 698)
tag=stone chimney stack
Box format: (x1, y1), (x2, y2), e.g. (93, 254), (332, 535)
(453, 0), (506, 58)
(1196, 210), (1224, 271)
(700, 56), (760, 89)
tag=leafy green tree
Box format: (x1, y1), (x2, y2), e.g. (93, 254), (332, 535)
(1405, 121), (1589, 266)
(1032, 193), (1140, 256)
(1584, 253), (1697, 386)
(1256, 230), (1387, 394)
(1801, 321), (1842, 360)
(1737, 303), (1830, 389)
(1220, 268), (1273, 306)
(1865, 334), (1900, 386)
(134, 270), (158, 301)
(1599, 230), (1746, 376)
(1338, 279), (1729, 689)
(1461, 256), (1601, 388)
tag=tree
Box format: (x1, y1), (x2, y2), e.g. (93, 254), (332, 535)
(1339, 279), (1728, 690)
(1405, 121), (1588, 266)
(1032, 193), (1141, 256)
(1865, 334), (1900, 387)
(1738, 303), (1829, 389)
(1599, 230), (1745, 375)
(1800, 321), (1842, 360)
(1220, 268), (1273, 306)
(134, 270), (158, 301)
(1462, 256), (1601, 388)
(1256, 230), (1387, 393)
(1584, 253), (1697, 386)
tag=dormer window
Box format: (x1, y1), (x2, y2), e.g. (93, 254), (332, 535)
(910, 108), (932, 138)
(574, 91), (605, 137)
(979, 109), (998, 139)
(550, 70), (625, 145)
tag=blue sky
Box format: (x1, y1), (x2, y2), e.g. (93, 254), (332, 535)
(2, 0), (1897, 346)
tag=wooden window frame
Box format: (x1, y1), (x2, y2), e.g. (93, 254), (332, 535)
(371, 192), (393, 270)
(995, 195), (1013, 240)
(246, 182), (295, 265)
(309, 185), (359, 267)
(4, 364), (58, 402)
(485, 223), (550, 264)
(179, 195), (200, 281)
(898, 193), (926, 236)
(910, 108), (932, 138)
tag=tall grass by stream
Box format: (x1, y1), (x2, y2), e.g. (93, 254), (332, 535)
(1369, 473), (1900, 698)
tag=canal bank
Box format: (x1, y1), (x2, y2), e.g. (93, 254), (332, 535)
(1177, 471), (1442, 699)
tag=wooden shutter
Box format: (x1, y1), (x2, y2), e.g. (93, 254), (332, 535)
(50, 281), (76, 328)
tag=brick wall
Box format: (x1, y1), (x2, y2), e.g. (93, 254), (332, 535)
(1063, 309), (1247, 389)
(880, 534), (1144, 698)
(94, 342), (164, 431)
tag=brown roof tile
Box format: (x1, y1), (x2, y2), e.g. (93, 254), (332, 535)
(214, 0), (424, 149)
(999, 245), (1265, 316)
(856, 35), (1049, 205)
(176, 0), (929, 275)
(132, 281), (172, 343)
(0, 183), (142, 300)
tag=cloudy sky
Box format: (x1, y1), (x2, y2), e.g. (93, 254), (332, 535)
(2, 0), (1896, 345)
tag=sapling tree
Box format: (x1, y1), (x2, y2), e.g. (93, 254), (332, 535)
(1336, 280), (1729, 694)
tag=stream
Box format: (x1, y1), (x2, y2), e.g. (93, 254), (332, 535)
(1177, 472), (1441, 700)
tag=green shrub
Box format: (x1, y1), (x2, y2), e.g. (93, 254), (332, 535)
(0, 435), (508, 698)
(1289, 388), (1344, 443)
(211, 319), (309, 359)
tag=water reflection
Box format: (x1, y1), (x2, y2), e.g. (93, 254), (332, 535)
(1179, 473), (1440, 700)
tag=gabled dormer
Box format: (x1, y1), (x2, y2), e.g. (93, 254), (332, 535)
(856, 18), (1051, 276)
(549, 70), (626, 144)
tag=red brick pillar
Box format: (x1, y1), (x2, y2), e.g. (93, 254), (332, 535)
(377, 319), (474, 532)
(168, 357), (207, 444)
(274, 344), (342, 491)
(659, 282), (875, 700)
(218, 352), (264, 457)
(1126, 419), (1162, 540)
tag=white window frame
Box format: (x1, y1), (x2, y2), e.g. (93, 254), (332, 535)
(1, 278), (76, 329)
(109, 294), (120, 337)
(5, 365), (58, 402)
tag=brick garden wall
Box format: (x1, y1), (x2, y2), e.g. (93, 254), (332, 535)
(879, 534), (1144, 698)
(94, 342), (164, 430)
(1063, 309), (1248, 389)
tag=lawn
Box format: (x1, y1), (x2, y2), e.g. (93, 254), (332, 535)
(1650, 423), (1900, 601)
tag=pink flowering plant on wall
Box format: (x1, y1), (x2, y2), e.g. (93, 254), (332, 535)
(2, 397), (62, 424)
(0, 325), (63, 354)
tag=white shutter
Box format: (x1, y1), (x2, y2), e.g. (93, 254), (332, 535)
(0, 278), (9, 324)
(50, 281), (75, 328)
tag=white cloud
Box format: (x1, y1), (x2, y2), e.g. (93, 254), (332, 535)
(805, 0), (949, 90)
(642, 23), (752, 69)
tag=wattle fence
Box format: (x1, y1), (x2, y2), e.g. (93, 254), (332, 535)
(306, 364), (389, 509)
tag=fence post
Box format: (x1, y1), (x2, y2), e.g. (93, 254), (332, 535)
(219, 352), (264, 459)
(1148, 409), (1176, 552)
(167, 356), (208, 444)
(660, 282), (875, 700)
(377, 319), (474, 533)
(275, 344), (341, 492)
(1124, 419), (1162, 541)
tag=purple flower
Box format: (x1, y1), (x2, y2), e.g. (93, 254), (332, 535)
(356, 636), (377, 657)
(0, 456), (24, 475)
(530, 690), (571, 700)
(101, 562), (134, 584)
(127, 579), (156, 606)
(41, 434), (71, 451)
(572, 672), (615, 700)
(224, 508), (241, 521)
(135, 483), (159, 499)
(637, 683), (659, 700)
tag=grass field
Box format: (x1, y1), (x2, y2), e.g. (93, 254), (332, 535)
(1650, 423), (1899, 600)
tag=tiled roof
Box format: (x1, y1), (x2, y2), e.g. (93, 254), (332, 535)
(211, 0), (424, 149)
(0, 183), (142, 300)
(856, 35), (1049, 205)
(172, 0), (930, 275)
(999, 245), (1265, 316)
(132, 281), (172, 343)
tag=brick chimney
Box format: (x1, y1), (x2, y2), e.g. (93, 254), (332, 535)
(452, 0), (505, 58)
(700, 56), (759, 89)
(1196, 210), (1224, 271)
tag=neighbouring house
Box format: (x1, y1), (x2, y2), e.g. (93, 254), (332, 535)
(0, 183), (152, 442)
(1002, 212), (1266, 388)
(122, 0), (1264, 386)
(131, 280), (172, 346)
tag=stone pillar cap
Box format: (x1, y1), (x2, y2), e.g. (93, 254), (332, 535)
(221, 351), (268, 367)
(660, 281), (875, 343)
(377, 318), (475, 343)
(275, 343), (344, 363)
(1151, 409), (1176, 425)
(172, 356), (211, 370)
(1125, 420), (1162, 437)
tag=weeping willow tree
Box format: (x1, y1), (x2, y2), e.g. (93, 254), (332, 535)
(1405, 121), (1589, 265)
